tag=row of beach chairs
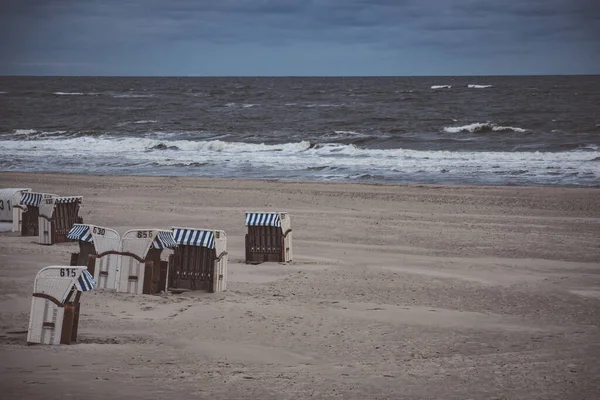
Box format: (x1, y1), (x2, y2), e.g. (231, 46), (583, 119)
(0, 188), (293, 346)
(0, 188), (82, 244)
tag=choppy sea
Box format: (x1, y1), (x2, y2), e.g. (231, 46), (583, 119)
(1, 76), (599, 186)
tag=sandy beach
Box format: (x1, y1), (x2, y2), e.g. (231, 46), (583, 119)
(0, 172), (599, 399)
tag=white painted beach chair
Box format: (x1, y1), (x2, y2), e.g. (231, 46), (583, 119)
(245, 212), (292, 264)
(0, 188), (31, 232)
(38, 196), (83, 245)
(87, 228), (177, 295)
(170, 227), (228, 292)
(27, 266), (95, 345)
(66, 224), (121, 283)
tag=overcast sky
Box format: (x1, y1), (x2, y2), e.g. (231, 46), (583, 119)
(1, 0), (598, 76)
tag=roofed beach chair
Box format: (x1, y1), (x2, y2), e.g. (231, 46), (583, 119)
(27, 266), (95, 345)
(67, 223), (120, 270)
(18, 192), (57, 237)
(38, 196), (83, 245)
(245, 212), (292, 264)
(87, 228), (177, 295)
(169, 227), (228, 293)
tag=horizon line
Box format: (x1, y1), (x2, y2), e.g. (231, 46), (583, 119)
(1, 73), (599, 78)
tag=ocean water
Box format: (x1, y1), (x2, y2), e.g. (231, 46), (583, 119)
(0, 76), (599, 186)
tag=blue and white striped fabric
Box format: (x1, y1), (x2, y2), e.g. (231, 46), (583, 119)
(75, 270), (96, 292)
(20, 192), (43, 207)
(55, 196), (81, 204)
(151, 231), (178, 249)
(66, 224), (93, 242)
(173, 228), (215, 249)
(245, 212), (281, 227)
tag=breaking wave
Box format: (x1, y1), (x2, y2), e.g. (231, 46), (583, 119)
(0, 136), (595, 161)
(582, 144), (599, 151)
(443, 123), (528, 133)
(11, 129), (67, 137)
(0, 136), (598, 185)
(431, 85), (452, 89)
(14, 129), (37, 136)
(467, 84), (493, 89)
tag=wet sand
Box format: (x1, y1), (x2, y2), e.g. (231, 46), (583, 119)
(0, 172), (599, 399)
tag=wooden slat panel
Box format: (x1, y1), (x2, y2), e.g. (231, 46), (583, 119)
(171, 245), (215, 291)
(22, 206), (40, 236)
(60, 303), (75, 345)
(245, 226), (284, 263)
(53, 202), (80, 239)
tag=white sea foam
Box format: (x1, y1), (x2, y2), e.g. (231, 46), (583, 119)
(13, 129), (68, 137)
(112, 94), (153, 98)
(325, 130), (374, 141)
(333, 130), (364, 136)
(1, 136), (596, 163)
(443, 123), (528, 133)
(0, 91), (7, 94)
(431, 85), (451, 89)
(54, 92), (85, 96)
(306, 103), (340, 108)
(1, 136), (597, 185)
(14, 129), (37, 135)
(467, 84), (493, 89)
(582, 144), (599, 151)
(10, 129), (67, 139)
(242, 104), (257, 108)
(117, 120), (158, 126)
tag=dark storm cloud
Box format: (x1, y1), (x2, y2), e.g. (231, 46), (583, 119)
(1, 0), (598, 75)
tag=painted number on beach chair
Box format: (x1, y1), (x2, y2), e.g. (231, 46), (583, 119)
(93, 227), (106, 235)
(59, 268), (77, 278)
(45, 198), (54, 205)
(136, 230), (152, 238)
